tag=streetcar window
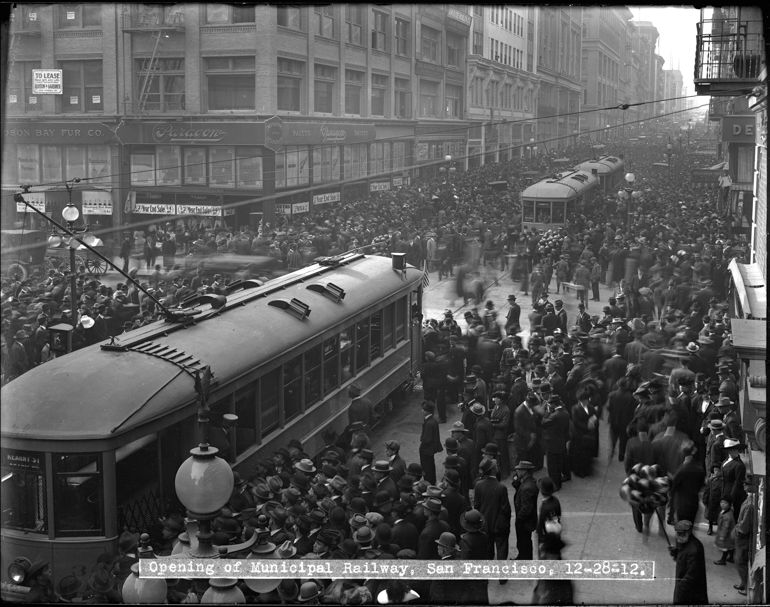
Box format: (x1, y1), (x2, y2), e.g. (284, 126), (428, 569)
(523, 201), (535, 223)
(395, 297), (406, 342)
(323, 336), (340, 395)
(340, 323), (355, 381)
(552, 203), (565, 224)
(283, 355), (303, 423)
(116, 437), (160, 533)
(235, 387), (257, 457)
(355, 318), (370, 372)
(383, 303), (394, 351)
(370, 311), (382, 361)
(260, 368), (280, 437)
(1, 450), (47, 534)
(536, 201), (551, 224)
(304, 344), (322, 408)
(53, 453), (103, 537)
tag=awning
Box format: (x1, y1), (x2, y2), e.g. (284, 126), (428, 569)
(728, 259), (767, 320)
(730, 182), (753, 192)
(708, 161), (726, 170)
(731, 319), (766, 359)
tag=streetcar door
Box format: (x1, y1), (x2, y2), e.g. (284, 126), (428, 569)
(410, 288), (422, 373)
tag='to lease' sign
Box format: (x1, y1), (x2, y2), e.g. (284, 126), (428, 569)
(32, 70), (63, 94)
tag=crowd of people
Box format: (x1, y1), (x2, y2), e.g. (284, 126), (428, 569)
(2, 132), (759, 604)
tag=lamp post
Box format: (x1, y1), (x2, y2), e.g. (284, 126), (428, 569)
(617, 172), (642, 232)
(121, 534), (168, 604)
(606, 124), (611, 142)
(59, 178), (95, 327)
(438, 154), (456, 185)
(665, 142), (673, 180)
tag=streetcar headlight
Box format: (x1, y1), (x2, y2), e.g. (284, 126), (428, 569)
(8, 557), (31, 584)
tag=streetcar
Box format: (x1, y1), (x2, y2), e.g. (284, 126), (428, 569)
(520, 169), (600, 232)
(1, 252), (423, 585)
(573, 155), (626, 194)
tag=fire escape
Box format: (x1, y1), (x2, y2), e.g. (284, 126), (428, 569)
(7, 5), (43, 113)
(694, 7), (766, 96)
(121, 5), (186, 115)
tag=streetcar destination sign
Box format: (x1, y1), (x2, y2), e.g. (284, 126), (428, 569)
(32, 70), (63, 94)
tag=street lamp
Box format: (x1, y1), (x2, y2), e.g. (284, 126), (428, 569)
(617, 172), (642, 232)
(438, 154), (456, 184)
(665, 142), (673, 180)
(121, 534), (168, 604)
(606, 124), (611, 142)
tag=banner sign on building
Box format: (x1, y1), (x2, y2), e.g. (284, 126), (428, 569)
(134, 203), (176, 215)
(275, 204), (292, 215)
(177, 205), (222, 217)
(392, 177), (403, 187)
(16, 192), (46, 214)
(370, 181), (391, 192)
(721, 116), (755, 143)
(313, 192), (340, 205)
(292, 202), (310, 214)
(81, 190), (113, 215)
(32, 70), (62, 94)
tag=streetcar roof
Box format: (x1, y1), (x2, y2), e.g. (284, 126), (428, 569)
(573, 156), (624, 175)
(520, 170), (599, 199)
(1, 255), (423, 445)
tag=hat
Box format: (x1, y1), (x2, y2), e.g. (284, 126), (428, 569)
(435, 531), (458, 550)
(470, 403), (486, 416)
(384, 440), (400, 452)
(359, 448), (374, 462)
(450, 422), (469, 433)
(295, 459), (316, 474)
(397, 474), (416, 490)
(276, 539), (297, 559)
(443, 469), (461, 486)
(674, 520), (693, 533)
(481, 443), (499, 457)
(478, 458), (496, 475)
(716, 397), (733, 408)
(56, 575), (85, 597)
(340, 538), (359, 558)
(373, 490), (393, 507)
(515, 461), (535, 471)
(422, 401), (436, 413)
(88, 568), (115, 594)
(372, 460), (392, 474)
(348, 383), (362, 398)
(723, 438), (746, 450)
(578, 303), (585, 309)
(539, 382), (552, 394)
(349, 421), (365, 433)
(685, 342), (699, 353)
(347, 497), (369, 515)
(507, 294), (517, 300)
(354, 526), (375, 545)
(407, 463), (424, 478)
(298, 581), (321, 603)
(349, 513), (368, 531)
(422, 497), (443, 513)
(708, 419), (724, 430)
(460, 509), (485, 532)
(274, 447), (291, 460)
(538, 476), (556, 496)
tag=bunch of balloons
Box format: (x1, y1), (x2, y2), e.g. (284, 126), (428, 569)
(619, 463), (671, 514)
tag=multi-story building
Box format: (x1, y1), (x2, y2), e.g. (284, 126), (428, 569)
(3, 4), (472, 233)
(580, 6), (634, 142)
(693, 7), (766, 604)
(535, 6), (582, 150)
(629, 20), (659, 128)
(465, 4), (539, 166)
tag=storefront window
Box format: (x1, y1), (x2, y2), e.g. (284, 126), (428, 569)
(276, 146), (309, 188)
(42, 146), (63, 183)
(323, 335), (339, 395)
(53, 453), (103, 536)
(88, 146), (111, 184)
(210, 146), (235, 187)
(17, 144), (39, 184)
(184, 148), (207, 185)
(156, 146), (181, 185)
(131, 153), (156, 186)
(236, 148), (263, 188)
(66, 146), (87, 181)
(1, 449), (47, 534)
(312, 146), (340, 184)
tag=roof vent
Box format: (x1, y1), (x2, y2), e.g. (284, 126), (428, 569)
(392, 253), (406, 271)
(225, 278), (264, 293)
(268, 298), (311, 320)
(306, 282), (346, 303)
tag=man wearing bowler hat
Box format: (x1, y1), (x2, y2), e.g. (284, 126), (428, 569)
(384, 440), (406, 484)
(505, 294), (521, 335)
(419, 402), (443, 485)
(512, 460), (538, 560)
(721, 438), (747, 514)
(372, 460), (398, 502)
(417, 497), (449, 560)
(718, 397), (743, 442)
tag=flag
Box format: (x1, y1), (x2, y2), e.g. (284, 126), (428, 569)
(422, 269), (430, 288)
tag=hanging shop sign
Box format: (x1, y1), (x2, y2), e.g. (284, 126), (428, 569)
(292, 202), (310, 214)
(177, 205), (222, 217)
(81, 190), (113, 215)
(120, 121), (266, 146)
(134, 203), (176, 215)
(275, 204), (293, 215)
(32, 70), (62, 94)
(392, 177), (403, 187)
(721, 116), (755, 143)
(313, 192), (340, 205)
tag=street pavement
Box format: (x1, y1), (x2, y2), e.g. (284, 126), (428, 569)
(366, 263), (745, 605)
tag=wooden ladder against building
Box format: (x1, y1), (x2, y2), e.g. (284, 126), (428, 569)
(135, 8), (166, 113)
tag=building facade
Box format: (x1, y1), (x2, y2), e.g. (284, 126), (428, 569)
(465, 4), (539, 167)
(629, 20), (659, 129)
(3, 4), (472, 234)
(535, 6), (582, 151)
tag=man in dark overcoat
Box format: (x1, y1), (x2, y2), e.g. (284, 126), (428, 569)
(541, 394), (571, 491)
(419, 401), (443, 485)
(473, 458), (511, 562)
(669, 520), (708, 605)
(512, 461), (538, 560)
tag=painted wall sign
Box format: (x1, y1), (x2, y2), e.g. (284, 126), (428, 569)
(721, 116), (755, 143)
(3, 122), (116, 144)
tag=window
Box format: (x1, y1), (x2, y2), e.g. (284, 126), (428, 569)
(392, 141), (406, 171)
(305, 345), (322, 408)
(370, 311), (382, 361)
(275, 146), (309, 188)
(284, 354), (302, 422)
(277, 6), (301, 30)
(419, 80), (439, 117)
(395, 77), (411, 118)
(314, 64), (336, 113)
(206, 57), (255, 111)
(184, 148), (206, 185)
(236, 147), (263, 188)
(278, 58), (304, 112)
(371, 73), (388, 116)
(372, 11), (387, 51)
(345, 69), (364, 115)
(369, 141), (389, 175)
(53, 453), (103, 536)
(5, 61), (41, 113)
(355, 317), (369, 372)
(312, 146), (340, 184)
(447, 33), (462, 67)
(131, 4), (184, 28)
(474, 6), (483, 18)
(58, 3), (101, 28)
(395, 296), (406, 341)
(421, 26), (440, 63)
(343, 143), (367, 180)
(130, 152), (155, 186)
(340, 322), (355, 381)
(346, 6), (364, 44)
(314, 5), (334, 37)
(473, 31), (483, 55)
(156, 146), (181, 185)
(210, 146), (235, 187)
(206, 4), (254, 24)
(395, 19), (409, 56)
(383, 302), (394, 351)
(1, 450), (46, 534)
(323, 336), (339, 395)
(60, 61), (102, 113)
(260, 368), (280, 437)
(234, 386), (257, 457)
(446, 84), (462, 118)
(135, 58), (185, 112)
